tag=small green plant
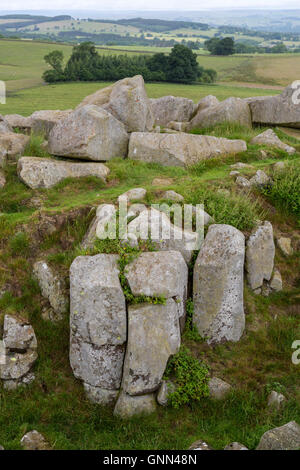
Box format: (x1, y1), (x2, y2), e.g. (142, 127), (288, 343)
(23, 133), (51, 158)
(164, 345), (210, 408)
(183, 299), (204, 342)
(9, 231), (30, 256)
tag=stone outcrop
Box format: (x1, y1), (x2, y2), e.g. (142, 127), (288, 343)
(256, 421), (300, 450)
(188, 97), (252, 130)
(30, 109), (72, 136)
(48, 105), (129, 161)
(128, 132), (247, 167)
(70, 254), (126, 403)
(250, 129), (296, 154)
(150, 96), (195, 126)
(125, 250), (188, 328)
(17, 157), (110, 189)
(208, 377), (232, 400)
(245, 221), (275, 291)
(126, 208), (200, 263)
(193, 224), (245, 344)
(121, 300), (181, 396)
(33, 261), (68, 320)
(196, 95), (219, 113)
(248, 84), (300, 128)
(77, 75), (154, 132)
(0, 315), (37, 390)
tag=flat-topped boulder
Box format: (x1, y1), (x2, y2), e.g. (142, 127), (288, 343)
(150, 96), (196, 126)
(48, 105), (128, 161)
(248, 84), (300, 128)
(17, 157), (110, 189)
(188, 97), (252, 130)
(77, 75), (154, 132)
(30, 109), (72, 136)
(128, 132), (246, 167)
(193, 224), (245, 344)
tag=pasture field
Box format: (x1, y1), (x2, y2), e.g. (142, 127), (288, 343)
(2, 82), (279, 116)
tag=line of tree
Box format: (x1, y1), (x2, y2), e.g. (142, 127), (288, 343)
(43, 42), (217, 84)
(204, 37), (289, 55)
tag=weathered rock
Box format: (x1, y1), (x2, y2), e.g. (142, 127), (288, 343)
(126, 208), (200, 263)
(249, 170), (271, 187)
(256, 421), (300, 450)
(33, 261), (68, 319)
(267, 390), (286, 410)
(193, 224), (245, 344)
(81, 204), (116, 249)
(246, 221), (275, 290)
(20, 431), (50, 450)
(166, 121), (188, 132)
(196, 95), (219, 113)
(250, 129), (296, 154)
(0, 132), (29, 162)
(249, 84), (300, 128)
(4, 114), (33, 132)
(152, 177), (174, 186)
(277, 236), (293, 256)
(236, 176), (251, 188)
(189, 440), (212, 450)
(17, 157), (110, 189)
(0, 445), (4, 450)
(188, 97), (252, 130)
(0, 115), (12, 133)
(122, 300), (181, 396)
(150, 95), (195, 126)
(77, 75), (154, 132)
(230, 162), (254, 169)
(70, 254), (126, 399)
(128, 132), (247, 167)
(48, 105), (129, 161)
(0, 169), (5, 188)
(272, 161), (286, 172)
(0, 315), (37, 389)
(118, 187), (147, 202)
(270, 269), (283, 292)
(125, 251), (188, 326)
(224, 442), (248, 450)
(162, 190), (184, 202)
(114, 392), (156, 418)
(208, 377), (232, 400)
(83, 384), (119, 406)
(30, 109), (72, 136)
(157, 380), (176, 406)
(230, 170), (240, 178)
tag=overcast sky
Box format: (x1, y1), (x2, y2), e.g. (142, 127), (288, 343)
(1, 1), (300, 11)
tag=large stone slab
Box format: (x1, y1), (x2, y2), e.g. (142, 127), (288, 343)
(48, 105), (128, 161)
(128, 132), (247, 167)
(193, 224), (245, 344)
(188, 97), (252, 130)
(122, 300), (181, 396)
(245, 221), (275, 290)
(33, 260), (68, 318)
(125, 251), (188, 325)
(17, 157), (110, 189)
(248, 84), (300, 128)
(150, 96), (196, 126)
(256, 421), (300, 450)
(77, 75), (154, 132)
(70, 254), (126, 394)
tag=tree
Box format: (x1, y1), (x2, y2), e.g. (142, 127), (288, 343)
(166, 44), (199, 83)
(205, 37), (235, 55)
(43, 50), (65, 82)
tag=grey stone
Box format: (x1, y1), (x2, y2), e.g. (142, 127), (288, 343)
(83, 383), (119, 405)
(30, 109), (72, 136)
(70, 254), (126, 393)
(0, 115), (13, 133)
(270, 269), (283, 292)
(246, 221), (275, 290)
(196, 95), (219, 113)
(224, 442), (248, 450)
(276, 236), (293, 256)
(77, 75), (154, 132)
(0, 169), (5, 188)
(150, 95), (195, 126)
(249, 170), (271, 187)
(193, 224), (245, 344)
(162, 190), (184, 202)
(157, 380), (176, 406)
(122, 300), (181, 396)
(118, 187), (147, 202)
(0, 132), (29, 162)
(17, 157), (110, 189)
(114, 392), (156, 418)
(208, 377), (232, 400)
(267, 390), (286, 410)
(81, 204), (116, 249)
(33, 260), (68, 318)
(20, 431), (50, 450)
(250, 129), (296, 154)
(236, 176), (251, 188)
(256, 421), (300, 450)
(189, 440), (212, 450)
(48, 105), (129, 161)
(4, 114), (32, 132)
(128, 132), (247, 167)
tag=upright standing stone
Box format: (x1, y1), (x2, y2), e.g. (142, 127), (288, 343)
(193, 224), (245, 344)
(69, 254), (127, 403)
